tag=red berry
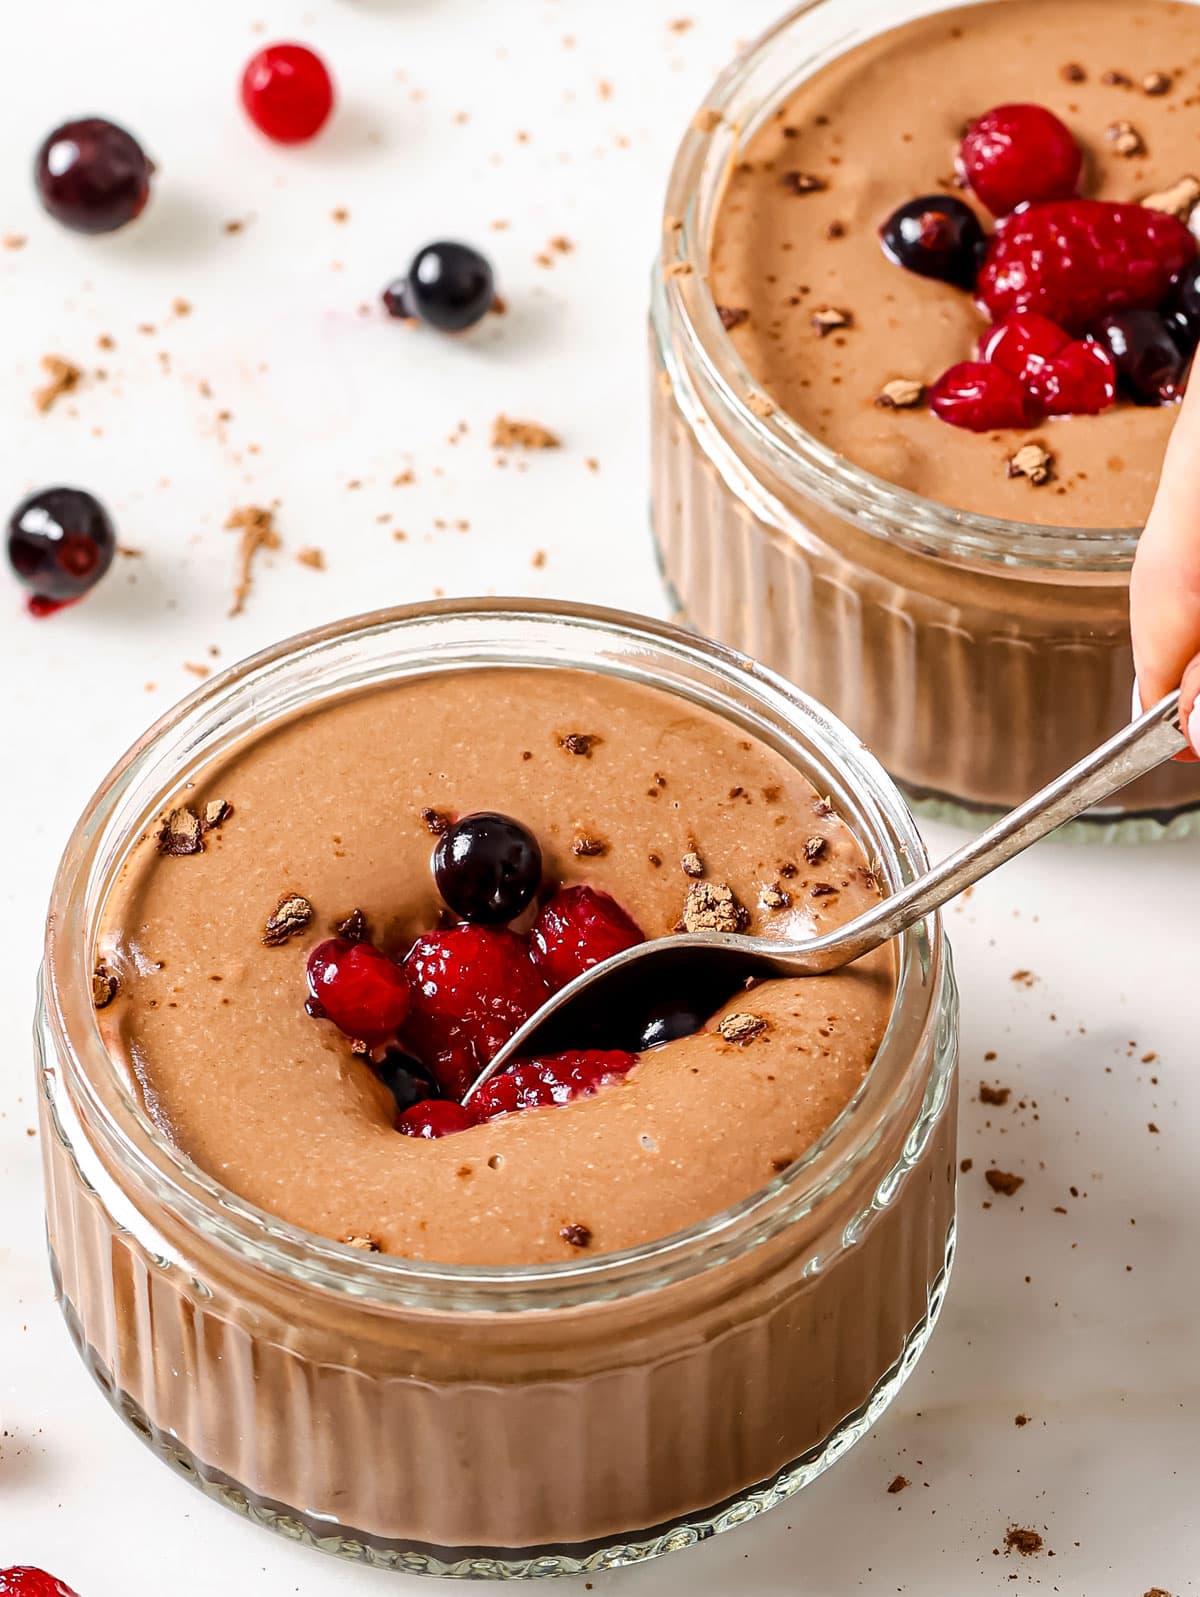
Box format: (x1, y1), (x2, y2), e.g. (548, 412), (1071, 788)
(241, 43), (334, 144)
(402, 925), (550, 1098)
(957, 104), (1081, 217)
(0, 1575), (80, 1597)
(396, 1099), (478, 1139)
(529, 886), (645, 992)
(471, 1050), (639, 1120)
(979, 312), (1116, 416)
(977, 200), (1197, 332)
(928, 361), (1039, 431)
(306, 938), (411, 1043)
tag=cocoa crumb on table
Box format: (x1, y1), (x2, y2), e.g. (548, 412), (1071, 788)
(491, 414), (560, 450)
(33, 354), (81, 413)
(979, 1082), (1011, 1106)
(985, 1168), (1024, 1196)
(225, 504), (281, 617)
(1003, 1526), (1044, 1556)
(887, 1475), (910, 1494)
(296, 546), (326, 570)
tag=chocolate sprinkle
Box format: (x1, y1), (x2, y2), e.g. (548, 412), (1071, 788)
(157, 806), (204, 857)
(262, 894), (314, 947)
(560, 1223), (592, 1248)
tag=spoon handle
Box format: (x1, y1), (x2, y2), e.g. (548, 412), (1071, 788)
(804, 689), (1186, 970)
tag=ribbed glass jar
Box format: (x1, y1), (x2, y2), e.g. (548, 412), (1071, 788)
(37, 600), (957, 1577)
(649, 0), (1200, 841)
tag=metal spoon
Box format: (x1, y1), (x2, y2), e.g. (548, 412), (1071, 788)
(464, 689), (1186, 1103)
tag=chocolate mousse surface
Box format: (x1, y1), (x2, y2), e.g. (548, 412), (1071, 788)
(709, 0), (1200, 526)
(97, 667), (892, 1266)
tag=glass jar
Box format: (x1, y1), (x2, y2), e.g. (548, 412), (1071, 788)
(649, 0), (1200, 842)
(37, 600), (957, 1577)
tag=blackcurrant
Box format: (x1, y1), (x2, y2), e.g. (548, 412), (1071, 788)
(7, 487), (116, 606)
(432, 812), (542, 923)
(383, 242), (495, 331)
(35, 118), (153, 234)
(879, 195), (986, 290)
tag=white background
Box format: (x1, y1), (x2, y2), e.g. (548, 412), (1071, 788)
(1, 2), (1197, 1593)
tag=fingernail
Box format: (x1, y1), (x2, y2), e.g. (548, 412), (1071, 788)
(1131, 676), (1144, 719)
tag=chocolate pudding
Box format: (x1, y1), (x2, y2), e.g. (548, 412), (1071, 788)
(96, 667), (891, 1265)
(651, 0), (1200, 832)
(39, 604), (956, 1569)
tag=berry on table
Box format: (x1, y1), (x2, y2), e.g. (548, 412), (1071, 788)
(878, 195), (986, 289)
(306, 938), (412, 1043)
(470, 1050), (638, 1120)
(928, 361), (1038, 431)
(529, 885), (645, 992)
(976, 200), (1197, 332)
(382, 242), (496, 331)
(34, 118), (153, 234)
(241, 43), (334, 144)
(7, 487), (116, 614)
(1089, 310), (1185, 405)
(396, 1099), (478, 1139)
(0, 1574), (81, 1597)
(432, 812), (542, 924)
(957, 104), (1081, 216)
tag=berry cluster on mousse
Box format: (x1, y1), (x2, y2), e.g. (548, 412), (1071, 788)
(303, 811), (655, 1140)
(879, 102), (1199, 431)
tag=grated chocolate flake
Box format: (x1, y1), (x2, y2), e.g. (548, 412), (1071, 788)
(985, 1168), (1024, 1196)
(343, 1233), (381, 1252)
(781, 170), (826, 195)
(263, 894), (314, 947)
(157, 806), (204, 857)
(979, 1082), (1011, 1106)
(560, 1222), (592, 1248)
(1106, 119), (1145, 156)
(92, 962), (120, 1010)
(803, 836), (828, 865)
(811, 305), (852, 337)
(717, 304), (749, 331)
(572, 834), (607, 858)
(1007, 442), (1053, 485)
(761, 883), (791, 910)
(682, 880), (749, 934)
(681, 850), (705, 878)
(203, 798), (232, 831)
(335, 908), (370, 943)
(718, 1012), (767, 1045)
(1140, 173), (1200, 221)
(558, 732), (599, 758)
(887, 1475), (910, 1494)
(1060, 61), (1087, 82)
(421, 807), (452, 836)
(875, 377), (924, 410)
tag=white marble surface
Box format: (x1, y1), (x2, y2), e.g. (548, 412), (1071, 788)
(1, 1), (1198, 1592)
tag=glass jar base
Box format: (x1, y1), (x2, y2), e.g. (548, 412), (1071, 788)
(52, 1227), (954, 1580)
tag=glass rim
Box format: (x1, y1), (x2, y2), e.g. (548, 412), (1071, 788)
(41, 597), (952, 1314)
(654, 0), (1142, 573)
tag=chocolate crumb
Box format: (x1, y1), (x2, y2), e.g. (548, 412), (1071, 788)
(1143, 70), (1172, 95)
(421, 807), (452, 836)
(683, 880), (748, 934)
(960, 1158), (973, 1173)
(876, 377), (924, 410)
(1140, 174), (1200, 221)
(778, 860), (798, 879)
(1102, 68), (1133, 87)
(811, 305), (851, 337)
(343, 1234), (381, 1252)
(810, 882), (836, 898)
(648, 852), (662, 868)
(986, 1168), (1024, 1196)
(717, 304), (749, 331)
(681, 850), (705, 878)
(1014, 1413), (1030, 1427)
(781, 171), (826, 195)
(1004, 1526), (1043, 1556)
(157, 806), (205, 857)
(979, 1082), (1011, 1106)
(335, 908), (370, 943)
(262, 895), (314, 947)
(572, 834), (607, 857)
(203, 799), (232, 831)
(296, 546), (326, 571)
(887, 1475), (910, 1494)
(558, 732), (599, 758)
(761, 883), (791, 910)
(825, 219), (846, 240)
(491, 415), (560, 450)
(1007, 443), (1053, 485)
(1148, 1121), (1160, 1134)
(560, 1222), (592, 1248)
(1107, 119), (1145, 156)
(226, 504), (281, 617)
(803, 836), (828, 865)
(92, 963), (119, 1010)
(34, 354), (82, 414)
(1060, 61), (1087, 82)
(718, 1012), (767, 1044)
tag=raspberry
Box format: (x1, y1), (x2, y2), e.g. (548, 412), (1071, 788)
(957, 104), (1081, 216)
(529, 886), (644, 992)
(402, 924), (549, 1098)
(979, 313), (1116, 416)
(471, 1050), (639, 1120)
(396, 1099), (478, 1138)
(0, 1575), (81, 1597)
(306, 938), (412, 1043)
(928, 361), (1038, 431)
(977, 200), (1197, 332)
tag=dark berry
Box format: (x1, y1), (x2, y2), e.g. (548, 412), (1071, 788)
(471, 1050), (638, 1120)
(957, 104), (1081, 217)
(306, 938), (412, 1043)
(979, 313), (1116, 416)
(928, 362), (1039, 431)
(376, 1048), (441, 1115)
(396, 1099), (478, 1139)
(0, 1575), (81, 1597)
(879, 195), (986, 290)
(1089, 310), (1185, 405)
(432, 812), (542, 923)
(241, 44), (334, 144)
(529, 886), (645, 992)
(383, 242), (495, 331)
(402, 925), (550, 1098)
(634, 995), (708, 1051)
(34, 118), (152, 234)
(977, 200), (1197, 332)
(7, 487), (116, 610)
(1161, 264), (1200, 355)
